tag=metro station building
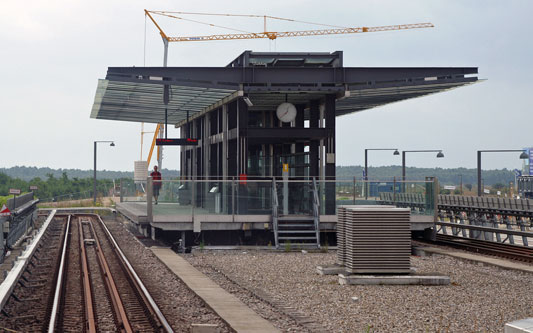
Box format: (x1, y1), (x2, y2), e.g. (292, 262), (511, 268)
(91, 51), (478, 244)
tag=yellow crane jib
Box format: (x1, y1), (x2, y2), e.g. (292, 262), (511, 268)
(144, 9), (433, 43)
(167, 23), (434, 42)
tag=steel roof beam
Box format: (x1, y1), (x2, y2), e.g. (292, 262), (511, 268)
(106, 66), (478, 89)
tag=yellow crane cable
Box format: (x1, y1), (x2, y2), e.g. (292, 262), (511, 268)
(150, 11), (255, 34)
(148, 10), (350, 29)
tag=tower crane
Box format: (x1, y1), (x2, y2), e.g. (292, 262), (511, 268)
(142, 10), (434, 168)
(145, 10), (433, 62)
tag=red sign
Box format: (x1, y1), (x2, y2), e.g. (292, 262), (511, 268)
(156, 138), (198, 146)
(0, 204), (11, 217)
(239, 174), (247, 185)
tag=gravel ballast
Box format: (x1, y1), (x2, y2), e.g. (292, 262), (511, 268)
(103, 217), (231, 332)
(184, 249), (533, 332)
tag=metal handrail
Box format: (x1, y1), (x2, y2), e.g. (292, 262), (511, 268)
(272, 179), (279, 248)
(151, 177), (435, 184)
(312, 177), (320, 248)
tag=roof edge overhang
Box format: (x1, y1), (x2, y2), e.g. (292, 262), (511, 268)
(91, 63), (478, 125)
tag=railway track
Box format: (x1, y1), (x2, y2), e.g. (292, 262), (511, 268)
(0, 213), (173, 332)
(435, 234), (533, 263)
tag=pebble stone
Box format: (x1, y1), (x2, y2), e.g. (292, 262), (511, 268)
(184, 249), (533, 332)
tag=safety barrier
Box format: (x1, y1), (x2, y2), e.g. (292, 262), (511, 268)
(1, 192), (39, 263)
(439, 195), (533, 215)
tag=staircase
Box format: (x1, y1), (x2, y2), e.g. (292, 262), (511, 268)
(273, 178), (320, 249)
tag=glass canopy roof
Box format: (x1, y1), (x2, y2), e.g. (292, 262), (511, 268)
(91, 79), (237, 124)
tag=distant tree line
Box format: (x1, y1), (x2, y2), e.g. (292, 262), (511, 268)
(336, 165), (515, 186)
(0, 166), (179, 182)
(0, 172), (117, 202)
(0, 167), (182, 201)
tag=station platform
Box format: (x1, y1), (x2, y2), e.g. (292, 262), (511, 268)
(117, 201), (434, 232)
(151, 247), (279, 333)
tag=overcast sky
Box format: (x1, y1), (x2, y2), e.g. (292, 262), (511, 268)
(2, 0), (531, 172)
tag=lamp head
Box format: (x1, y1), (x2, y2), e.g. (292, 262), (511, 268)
(243, 97), (253, 107)
(519, 151), (529, 159)
(436, 151), (444, 158)
(393, 150), (400, 156)
(110, 142), (115, 147)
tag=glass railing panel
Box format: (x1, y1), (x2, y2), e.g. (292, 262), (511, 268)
(235, 180), (273, 215)
(120, 179), (147, 202)
(196, 180), (232, 215)
(312, 179), (438, 217)
(361, 179), (435, 217)
(150, 179), (193, 216)
(123, 177), (437, 219)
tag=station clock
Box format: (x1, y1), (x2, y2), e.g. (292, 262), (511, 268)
(276, 102), (297, 123)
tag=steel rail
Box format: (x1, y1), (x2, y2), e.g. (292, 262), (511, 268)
(95, 214), (174, 333)
(79, 218), (97, 333)
(47, 215), (71, 333)
(88, 219), (133, 333)
(436, 234), (533, 262)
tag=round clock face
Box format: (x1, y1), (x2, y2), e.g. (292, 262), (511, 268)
(276, 102), (297, 123)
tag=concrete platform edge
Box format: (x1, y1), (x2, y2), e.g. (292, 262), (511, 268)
(150, 247), (280, 333)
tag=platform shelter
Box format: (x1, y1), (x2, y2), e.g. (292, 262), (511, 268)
(90, 50), (478, 245)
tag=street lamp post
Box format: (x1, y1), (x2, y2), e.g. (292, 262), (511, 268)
(364, 148), (399, 199)
(401, 150), (444, 185)
(477, 150), (528, 196)
(94, 141), (115, 204)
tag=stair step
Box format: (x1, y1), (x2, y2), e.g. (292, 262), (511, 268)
(279, 236), (317, 240)
(280, 223), (315, 227)
(278, 230), (316, 234)
(278, 216), (314, 221)
(278, 224), (315, 228)
(281, 243), (319, 247)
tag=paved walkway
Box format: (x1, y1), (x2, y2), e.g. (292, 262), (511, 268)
(151, 247), (280, 333)
(416, 246), (533, 273)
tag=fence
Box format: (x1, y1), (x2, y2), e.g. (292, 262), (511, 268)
(1, 192), (39, 264)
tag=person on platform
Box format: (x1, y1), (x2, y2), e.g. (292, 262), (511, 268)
(150, 165), (162, 204)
